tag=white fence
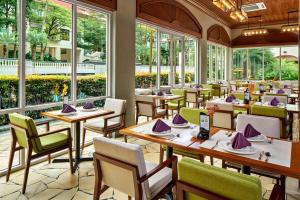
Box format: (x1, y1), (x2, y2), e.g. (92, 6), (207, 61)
(0, 59), (195, 75)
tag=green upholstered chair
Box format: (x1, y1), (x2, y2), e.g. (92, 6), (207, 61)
(159, 108), (210, 164)
(167, 89), (186, 113)
(7, 113), (74, 194)
(210, 84), (225, 98)
(200, 84), (212, 101)
(177, 158), (284, 200)
(250, 105), (288, 138)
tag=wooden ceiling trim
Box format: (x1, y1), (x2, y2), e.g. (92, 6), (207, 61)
(78, 0), (117, 11)
(231, 29), (298, 48)
(137, 0), (202, 37)
(207, 24), (231, 47)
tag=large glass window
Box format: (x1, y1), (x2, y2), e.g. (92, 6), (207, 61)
(135, 24), (157, 88)
(207, 43), (227, 82)
(232, 46), (298, 81)
(77, 6), (109, 99)
(0, 0), (112, 175)
(135, 22), (199, 88)
(185, 37), (197, 84)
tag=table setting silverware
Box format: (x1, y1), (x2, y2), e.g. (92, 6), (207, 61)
(212, 140), (220, 150)
(265, 152), (271, 162)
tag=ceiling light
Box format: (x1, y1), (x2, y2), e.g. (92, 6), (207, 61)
(213, 0), (236, 12)
(242, 28), (268, 36)
(281, 10), (299, 33)
(230, 9), (248, 22)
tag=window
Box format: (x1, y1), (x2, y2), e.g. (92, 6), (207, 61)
(135, 22), (199, 88)
(77, 6), (109, 99)
(0, 0), (112, 175)
(232, 46), (298, 81)
(207, 43), (227, 82)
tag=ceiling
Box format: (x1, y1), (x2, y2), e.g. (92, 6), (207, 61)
(191, 0), (299, 28)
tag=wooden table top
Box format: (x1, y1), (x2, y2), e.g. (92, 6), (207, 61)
(120, 122), (300, 179)
(42, 107), (114, 123)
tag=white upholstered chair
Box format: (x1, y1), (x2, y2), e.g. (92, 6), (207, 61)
(236, 114), (281, 138)
(206, 100), (234, 129)
(93, 137), (177, 200)
(262, 95), (288, 105)
(135, 95), (168, 124)
(81, 98), (126, 152)
(185, 88), (204, 108)
(224, 114), (284, 185)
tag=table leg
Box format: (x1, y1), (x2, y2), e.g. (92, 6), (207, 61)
(52, 121), (93, 169)
(241, 165), (251, 175)
(165, 146), (173, 200)
(288, 112), (293, 141)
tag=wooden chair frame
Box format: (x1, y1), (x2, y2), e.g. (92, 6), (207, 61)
(93, 153), (177, 200)
(7, 122), (74, 194)
(82, 106), (127, 151)
(186, 91), (205, 108)
(177, 180), (285, 200)
(135, 100), (168, 124)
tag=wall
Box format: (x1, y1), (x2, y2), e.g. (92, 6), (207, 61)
(176, 0), (232, 83)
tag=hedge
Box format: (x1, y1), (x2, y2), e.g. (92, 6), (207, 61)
(0, 72), (195, 126)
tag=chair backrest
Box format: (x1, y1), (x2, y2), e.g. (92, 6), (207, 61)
(180, 107), (208, 125)
(210, 84), (221, 96)
(236, 114), (281, 138)
(93, 137), (149, 199)
(104, 98), (127, 123)
(135, 95), (156, 117)
(185, 88), (198, 103)
(206, 100), (234, 111)
(178, 158), (263, 200)
(170, 89), (186, 104)
(230, 92), (244, 100)
(262, 95), (288, 105)
(8, 113), (42, 152)
(135, 88), (152, 95)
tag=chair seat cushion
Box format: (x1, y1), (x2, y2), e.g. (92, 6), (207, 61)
(40, 132), (69, 151)
(156, 108), (167, 116)
(168, 101), (185, 109)
(145, 161), (172, 199)
(84, 118), (120, 132)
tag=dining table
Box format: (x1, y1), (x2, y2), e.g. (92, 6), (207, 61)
(150, 94), (184, 109)
(42, 107), (114, 169)
(120, 119), (300, 198)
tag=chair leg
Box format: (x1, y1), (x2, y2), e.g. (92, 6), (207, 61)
(159, 145), (164, 164)
(48, 154), (51, 164)
(210, 157), (214, 165)
(81, 128), (86, 154)
(128, 196), (132, 200)
(221, 160), (227, 169)
(135, 115), (139, 124)
(124, 135), (128, 143)
(6, 138), (16, 182)
(199, 155), (204, 162)
(22, 147), (32, 194)
(68, 144), (74, 174)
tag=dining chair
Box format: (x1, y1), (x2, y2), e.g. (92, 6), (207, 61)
(223, 114), (286, 190)
(82, 98), (127, 152)
(262, 95), (288, 105)
(7, 113), (74, 194)
(273, 88), (292, 95)
(135, 95), (168, 124)
(177, 158), (284, 200)
(211, 84), (226, 98)
(185, 88), (204, 108)
(206, 100), (234, 130)
(200, 84), (212, 101)
(159, 108), (212, 164)
(93, 137), (177, 200)
(250, 104), (289, 139)
(167, 89), (186, 114)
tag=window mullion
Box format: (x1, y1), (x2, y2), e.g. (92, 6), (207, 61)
(72, 4), (77, 105)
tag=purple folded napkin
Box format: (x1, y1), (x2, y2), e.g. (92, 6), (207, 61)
(244, 124), (261, 138)
(83, 102), (96, 109)
(277, 89), (285, 94)
(231, 132), (251, 149)
(225, 95), (236, 103)
(270, 97), (280, 106)
(157, 91), (164, 96)
(172, 114), (188, 124)
(152, 119), (171, 133)
(62, 104), (77, 113)
(284, 84), (288, 89)
(193, 85), (201, 89)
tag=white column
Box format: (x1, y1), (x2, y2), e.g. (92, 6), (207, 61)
(112, 0), (136, 126)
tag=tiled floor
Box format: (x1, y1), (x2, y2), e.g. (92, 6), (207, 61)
(0, 116), (299, 199)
